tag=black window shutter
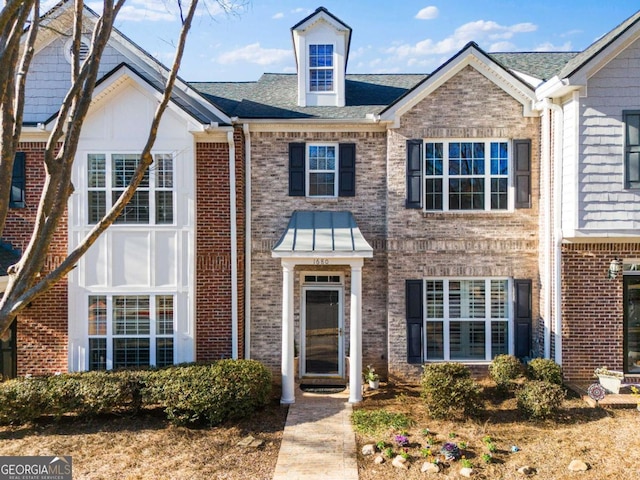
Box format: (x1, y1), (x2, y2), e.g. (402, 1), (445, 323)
(338, 143), (356, 197)
(288, 143), (305, 196)
(514, 279), (532, 360)
(514, 139), (531, 209)
(406, 279), (423, 364)
(406, 140), (423, 209)
(10, 152), (26, 208)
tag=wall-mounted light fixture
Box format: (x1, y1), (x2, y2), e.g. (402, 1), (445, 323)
(608, 258), (622, 279)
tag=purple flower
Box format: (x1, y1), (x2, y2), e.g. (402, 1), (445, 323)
(394, 434), (409, 447)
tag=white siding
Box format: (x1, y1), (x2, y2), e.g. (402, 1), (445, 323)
(24, 38), (128, 123)
(576, 36), (640, 233)
(67, 82), (196, 371)
(562, 96), (578, 236)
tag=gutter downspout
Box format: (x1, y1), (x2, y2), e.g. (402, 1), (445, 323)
(243, 123), (252, 359)
(548, 100), (564, 365)
(227, 130), (239, 360)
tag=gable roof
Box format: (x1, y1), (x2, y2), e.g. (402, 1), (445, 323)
(291, 7), (352, 68)
(191, 73), (426, 120)
(489, 52), (579, 82)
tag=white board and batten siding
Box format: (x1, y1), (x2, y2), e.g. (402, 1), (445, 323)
(67, 80), (196, 372)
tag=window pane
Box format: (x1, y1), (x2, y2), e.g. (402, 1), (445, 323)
(113, 338), (150, 369)
(626, 114), (640, 147)
(491, 280), (508, 318)
(425, 143), (443, 175)
(625, 277), (640, 373)
(425, 280), (444, 318)
(155, 154), (173, 188)
(310, 69), (333, 91)
(88, 295), (107, 335)
(89, 338), (106, 371)
(155, 191), (173, 224)
(88, 191), (106, 224)
(425, 179), (443, 210)
(426, 322), (444, 359)
(491, 178), (508, 210)
(156, 338), (174, 367)
(113, 190), (149, 223)
(449, 280), (485, 318)
(490, 142), (509, 175)
(156, 296), (174, 335)
(309, 173), (335, 196)
(113, 296), (150, 335)
(112, 154), (148, 188)
(88, 154), (106, 188)
(449, 178), (484, 210)
(492, 321), (508, 358)
(450, 321), (485, 360)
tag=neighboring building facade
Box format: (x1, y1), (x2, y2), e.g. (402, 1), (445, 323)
(3, 3), (640, 400)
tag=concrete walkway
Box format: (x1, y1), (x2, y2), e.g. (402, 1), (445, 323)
(272, 386), (359, 480)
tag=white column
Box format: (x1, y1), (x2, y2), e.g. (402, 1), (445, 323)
(349, 262), (363, 403)
(281, 261), (296, 404)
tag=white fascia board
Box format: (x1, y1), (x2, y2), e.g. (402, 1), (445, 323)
(510, 69), (544, 88)
(381, 48), (538, 126)
(293, 11), (350, 34)
(245, 119), (387, 133)
(535, 76), (579, 101)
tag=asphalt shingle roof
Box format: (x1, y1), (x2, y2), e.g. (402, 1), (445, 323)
(489, 52), (579, 81)
(191, 73), (427, 119)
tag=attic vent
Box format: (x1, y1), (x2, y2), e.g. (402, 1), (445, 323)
(64, 38), (90, 64)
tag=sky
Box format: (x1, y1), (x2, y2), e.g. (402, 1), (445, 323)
(74, 1), (640, 82)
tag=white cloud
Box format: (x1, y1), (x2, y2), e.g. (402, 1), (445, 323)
(560, 29), (582, 38)
(272, 12), (284, 19)
(489, 41), (516, 52)
(217, 42), (291, 65)
(385, 19), (538, 58)
(283, 66), (297, 73)
(86, 0), (243, 22)
(534, 41), (573, 52)
(415, 6), (439, 20)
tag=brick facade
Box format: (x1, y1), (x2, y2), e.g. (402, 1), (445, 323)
(4, 143), (68, 375)
(195, 131), (245, 361)
(386, 66), (541, 380)
(249, 129), (389, 377)
(560, 242), (638, 382)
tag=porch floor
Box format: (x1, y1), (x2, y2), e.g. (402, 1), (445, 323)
(566, 382), (640, 409)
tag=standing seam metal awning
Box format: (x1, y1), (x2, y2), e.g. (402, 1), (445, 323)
(272, 210), (373, 257)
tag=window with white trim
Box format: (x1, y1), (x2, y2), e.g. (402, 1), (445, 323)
(88, 294), (175, 370)
(424, 140), (509, 211)
(425, 279), (510, 361)
(624, 111), (640, 189)
(309, 44), (334, 92)
(307, 144), (337, 197)
(87, 153), (174, 224)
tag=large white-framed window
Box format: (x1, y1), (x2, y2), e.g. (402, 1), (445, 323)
(88, 294), (175, 370)
(424, 140), (510, 211)
(424, 278), (511, 361)
(307, 144), (338, 197)
(87, 152), (174, 224)
(309, 44), (334, 92)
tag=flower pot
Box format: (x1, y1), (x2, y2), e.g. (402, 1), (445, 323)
(368, 379), (379, 390)
(597, 374), (622, 394)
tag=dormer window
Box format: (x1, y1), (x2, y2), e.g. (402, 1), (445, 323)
(309, 44), (334, 92)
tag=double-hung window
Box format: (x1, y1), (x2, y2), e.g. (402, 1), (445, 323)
(309, 44), (334, 92)
(624, 111), (640, 189)
(425, 140), (509, 211)
(88, 294), (175, 370)
(87, 153), (174, 224)
(288, 142), (355, 197)
(307, 144), (337, 196)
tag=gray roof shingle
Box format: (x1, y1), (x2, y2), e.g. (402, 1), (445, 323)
(489, 52), (579, 81)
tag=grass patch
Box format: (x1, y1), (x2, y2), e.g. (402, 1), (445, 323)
(351, 408), (413, 436)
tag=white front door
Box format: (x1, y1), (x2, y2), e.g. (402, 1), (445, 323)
(301, 286), (343, 377)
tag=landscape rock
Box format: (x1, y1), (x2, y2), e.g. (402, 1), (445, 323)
(460, 466), (473, 477)
(568, 460), (589, 472)
(374, 455), (384, 464)
(517, 465), (536, 475)
(392, 455), (408, 469)
(236, 435), (264, 448)
(421, 461), (440, 474)
(361, 444), (376, 456)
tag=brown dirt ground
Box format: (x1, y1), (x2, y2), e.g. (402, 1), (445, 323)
(354, 381), (640, 480)
(0, 390), (288, 480)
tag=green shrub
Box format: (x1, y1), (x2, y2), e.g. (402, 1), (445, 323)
(489, 355), (524, 390)
(421, 363), (480, 419)
(147, 360), (272, 426)
(516, 380), (565, 419)
(527, 358), (563, 385)
(0, 376), (49, 424)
